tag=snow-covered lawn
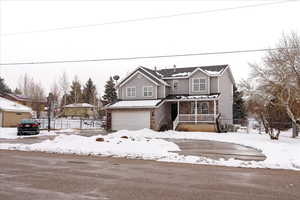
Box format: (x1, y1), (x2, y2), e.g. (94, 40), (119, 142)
(0, 128), (299, 170)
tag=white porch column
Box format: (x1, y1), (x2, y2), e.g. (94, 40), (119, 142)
(213, 99), (216, 120)
(195, 100), (197, 124)
(177, 101), (180, 119)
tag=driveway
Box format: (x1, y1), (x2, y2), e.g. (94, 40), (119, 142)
(0, 129), (266, 161)
(0, 150), (299, 200)
(169, 139), (266, 161)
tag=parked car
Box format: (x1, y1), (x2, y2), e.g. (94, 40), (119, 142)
(17, 119), (40, 136)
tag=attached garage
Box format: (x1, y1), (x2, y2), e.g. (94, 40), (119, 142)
(112, 110), (150, 131)
(105, 100), (162, 131)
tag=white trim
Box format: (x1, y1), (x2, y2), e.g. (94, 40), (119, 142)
(164, 98), (218, 102)
(163, 76), (189, 80)
(163, 85), (166, 98)
(188, 67), (211, 77)
(156, 86), (158, 99)
(119, 71), (159, 88)
(126, 86), (136, 98)
(116, 67), (139, 88)
(142, 86), (154, 97)
(220, 65), (235, 85)
(139, 67), (170, 86)
(208, 76), (210, 93)
(191, 78), (207, 92)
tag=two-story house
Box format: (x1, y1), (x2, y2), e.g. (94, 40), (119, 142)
(105, 65), (235, 132)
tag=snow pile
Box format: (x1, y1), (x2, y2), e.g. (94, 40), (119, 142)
(0, 128), (58, 139)
(109, 100), (161, 108)
(1, 128), (299, 170)
(110, 129), (300, 170)
(0, 133), (179, 159)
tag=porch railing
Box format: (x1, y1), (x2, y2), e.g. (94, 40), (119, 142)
(178, 114), (216, 123)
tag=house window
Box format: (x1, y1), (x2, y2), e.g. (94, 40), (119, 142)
(192, 78), (206, 92)
(143, 86), (153, 97)
(126, 87), (136, 97)
(192, 102), (209, 114)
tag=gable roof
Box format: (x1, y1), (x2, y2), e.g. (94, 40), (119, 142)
(117, 64), (231, 88)
(117, 67), (169, 88)
(1, 93), (47, 103)
(0, 97), (32, 112)
(157, 65), (228, 78)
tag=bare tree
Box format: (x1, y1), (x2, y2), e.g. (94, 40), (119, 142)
(245, 32), (300, 138)
(59, 71), (69, 106)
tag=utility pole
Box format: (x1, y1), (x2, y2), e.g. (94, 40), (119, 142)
(47, 93), (54, 132)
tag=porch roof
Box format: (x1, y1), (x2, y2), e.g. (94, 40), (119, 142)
(166, 94), (220, 101)
(105, 99), (163, 109)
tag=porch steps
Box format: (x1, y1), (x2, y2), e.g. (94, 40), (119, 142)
(175, 123), (217, 132)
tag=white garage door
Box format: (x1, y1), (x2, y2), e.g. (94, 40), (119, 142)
(112, 110), (150, 131)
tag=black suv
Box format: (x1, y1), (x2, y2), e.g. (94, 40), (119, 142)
(17, 119), (40, 136)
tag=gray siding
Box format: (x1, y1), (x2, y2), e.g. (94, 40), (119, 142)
(210, 77), (218, 93)
(165, 79), (189, 95)
(218, 69), (233, 123)
(119, 73), (158, 100)
(189, 70), (210, 95)
(157, 85), (165, 99)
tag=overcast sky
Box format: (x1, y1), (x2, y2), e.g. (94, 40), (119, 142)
(1, 0), (300, 95)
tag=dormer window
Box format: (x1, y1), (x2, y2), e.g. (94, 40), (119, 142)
(192, 78), (206, 92)
(126, 87), (136, 97)
(143, 86), (153, 97)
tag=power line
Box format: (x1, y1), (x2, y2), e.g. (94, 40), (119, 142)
(1, 0), (295, 37)
(0, 47), (297, 66)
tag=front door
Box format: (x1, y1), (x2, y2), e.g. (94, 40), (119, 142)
(171, 103), (178, 121)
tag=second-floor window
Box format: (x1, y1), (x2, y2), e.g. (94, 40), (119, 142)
(192, 78), (206, 92)
(143, 86), (153, 97)
(126, 87), (136, 97)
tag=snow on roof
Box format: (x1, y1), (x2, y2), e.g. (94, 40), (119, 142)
(203, 70), (221, 76)
(108, 100), (162, 109)
(171, 72), (191, 77)
(64, 103), (95, 108)
(175, 94), (219, 100)
(0, 97), (32, 112)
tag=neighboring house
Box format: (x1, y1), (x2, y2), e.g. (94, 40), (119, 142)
(0, 97), (32, 127)
(105, 65), (235, 132)
(61, 103), (96, 119)
(0, 93), (47, 118)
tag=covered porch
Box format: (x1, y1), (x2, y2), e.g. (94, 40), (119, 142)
(166, 95), (220, 130)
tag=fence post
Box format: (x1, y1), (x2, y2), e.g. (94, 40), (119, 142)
(292, 122), (299, 138)
(80, 119), (82, 129)
(246, 119), (250, 134)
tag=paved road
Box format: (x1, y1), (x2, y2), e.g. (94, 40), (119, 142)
(0, 150), (299, 200)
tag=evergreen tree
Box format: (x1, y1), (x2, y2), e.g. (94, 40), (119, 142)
(102, 77), (117, 103)
(0, 76), (11, 94)
(67, 76), (82, 104)
(82, 78), (97, 105)
(14, 88), (22, 95)
(233, 85), (247, 122)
